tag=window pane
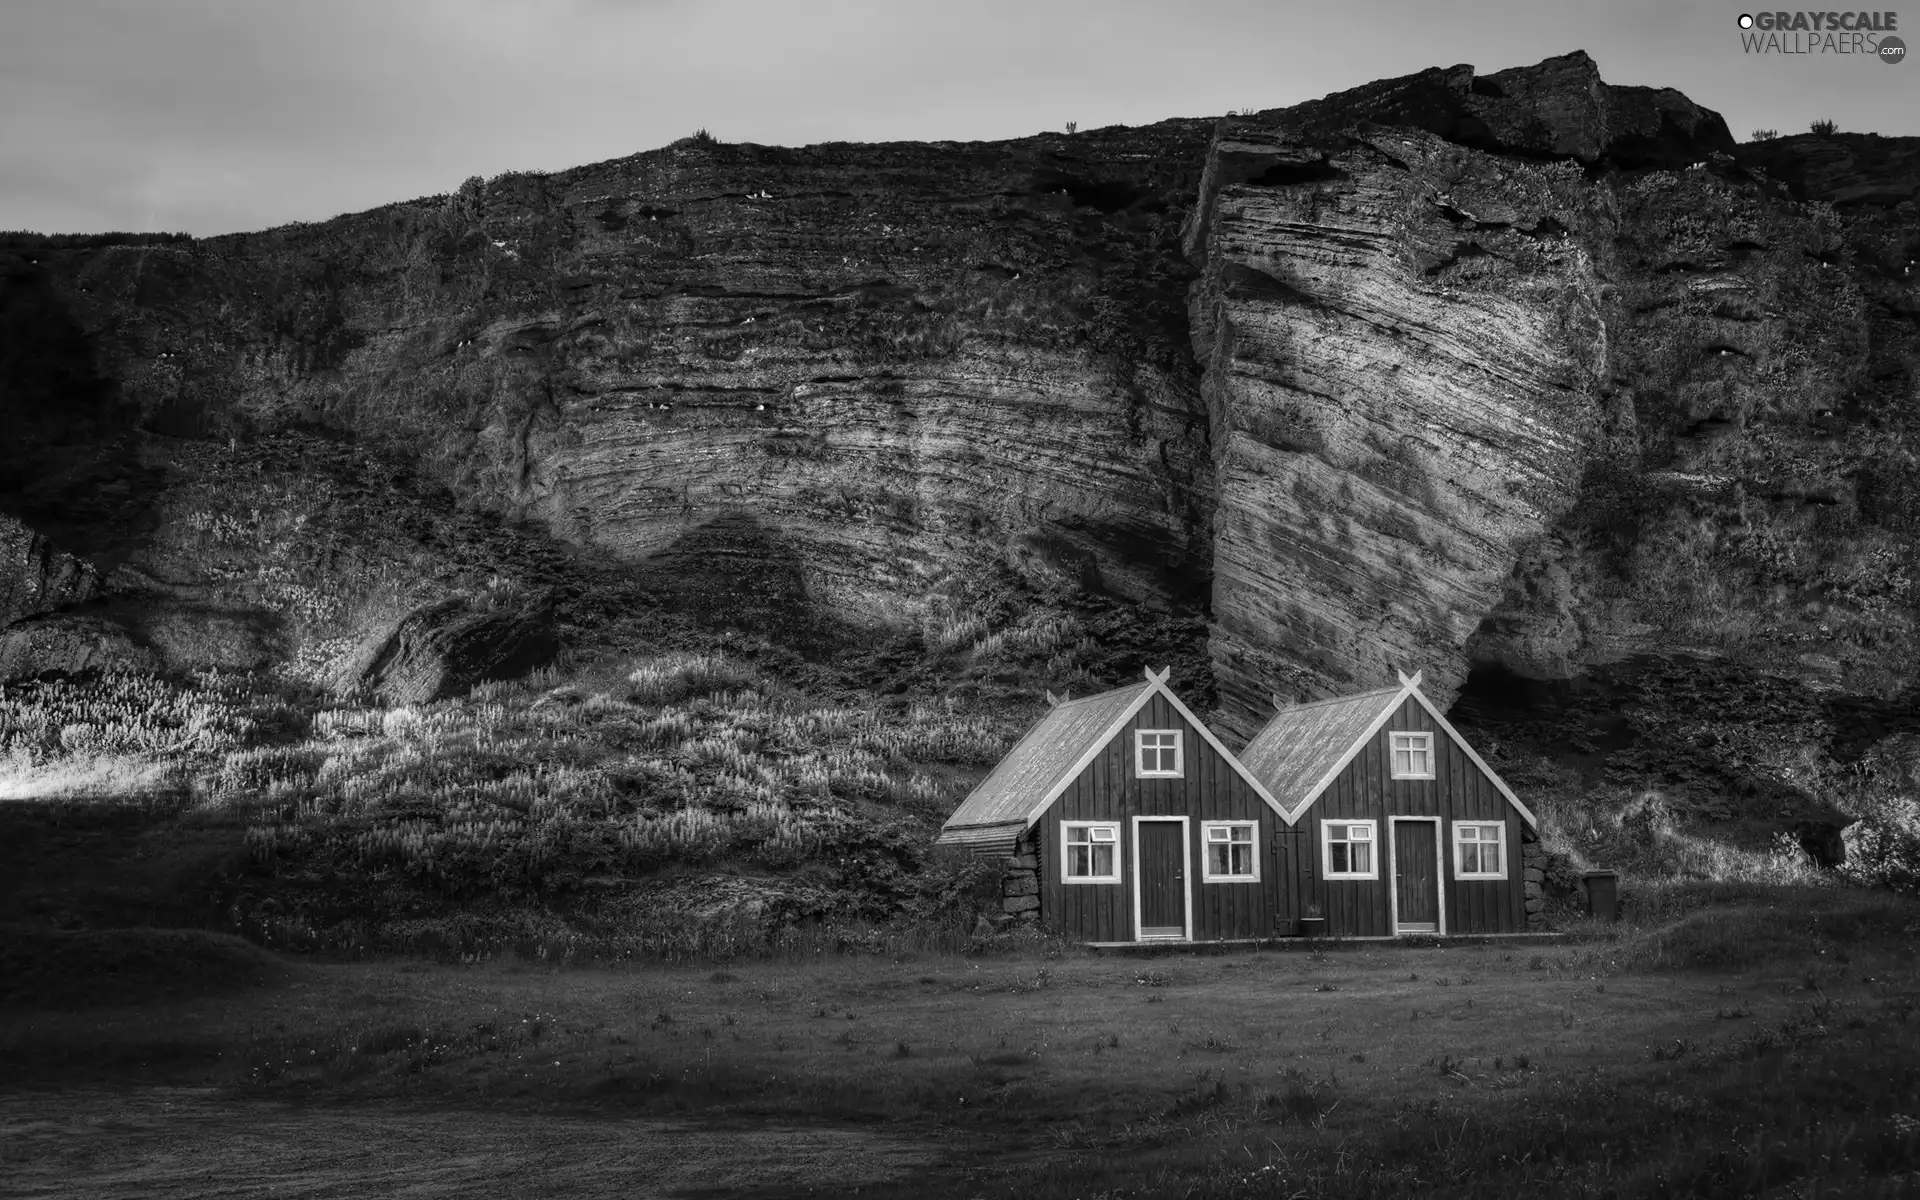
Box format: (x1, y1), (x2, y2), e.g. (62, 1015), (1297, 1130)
(1461, 842), (1481, 874)
(1069, 845), (1089, 876)
(1232, 843), (1252, 875)
(1091, 826), (1115, 842)
(1330, 841), (1350, 873)
(1350, 824), (1372, 842)
(1092, 844), (1113, 877)
(1208, 843), (1229, 875)
(1207, 826), (1229, 843)
(1352, 842), (1372, 874)
(1483, 841), (1500, 874)
(1230, 825), (1252, 845)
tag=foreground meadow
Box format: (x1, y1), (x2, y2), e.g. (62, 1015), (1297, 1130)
(5, 886), (1919, 1198)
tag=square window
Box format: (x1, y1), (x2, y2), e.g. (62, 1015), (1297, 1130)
(1202, 822), (1258, 881)
(1390, 732), (1435, 779)
(1135, 730), (1184, 778)
(1323, 820), (1378, 879)
(1453, 822), (1506, 879)
(1063, 822), (1121, 883)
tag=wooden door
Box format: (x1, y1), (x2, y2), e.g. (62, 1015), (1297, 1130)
(1136, 821), (1187, 939)
(1393, 820), (1439, 932)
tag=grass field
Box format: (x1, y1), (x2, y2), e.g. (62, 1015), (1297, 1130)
(4, 885), (1918, 1198)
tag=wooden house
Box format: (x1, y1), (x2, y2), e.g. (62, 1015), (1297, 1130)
(936, 667), (1289, 945)
(1239, 669), (1542, 937)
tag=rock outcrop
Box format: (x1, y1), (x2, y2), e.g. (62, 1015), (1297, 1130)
(1187, 52), (1919, 732)
(1185, 117), (1608, 728)
(0, 513), (99, 627)
(1737, 131), (1920, 208)
(1265, 51), (1735, 170)
(0, 612), (157, 681)
(340, 591), (560, 705)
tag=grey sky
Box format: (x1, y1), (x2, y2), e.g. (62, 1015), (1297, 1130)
(3, 0), (1911, 238)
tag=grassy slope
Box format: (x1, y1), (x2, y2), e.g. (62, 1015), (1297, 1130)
(5, 624), (1919, 953)
(0, 560), (1214, 952)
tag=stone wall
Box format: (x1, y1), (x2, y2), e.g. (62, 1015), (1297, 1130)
(1001, 830), (1040, 924)
(1522, 826), (1548, 929)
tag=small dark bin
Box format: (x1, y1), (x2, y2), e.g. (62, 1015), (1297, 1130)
(1297, 916), (1327, 939)
(1582, 870), (1620, 922)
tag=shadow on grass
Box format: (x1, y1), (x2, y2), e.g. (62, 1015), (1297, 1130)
(0, 923), (290, 1010)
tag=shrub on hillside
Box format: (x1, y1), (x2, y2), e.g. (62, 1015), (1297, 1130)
(1838, 791), (1920, 895)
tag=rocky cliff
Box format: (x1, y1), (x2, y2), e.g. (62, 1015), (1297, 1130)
(3, 52), (1917, 736)
(1, 121), (1220, 675)
(1187, 53), (1919, 735)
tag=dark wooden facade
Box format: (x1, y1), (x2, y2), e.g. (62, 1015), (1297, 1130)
(1034, 692), (1283, 944)
(1271, 696), (1528, 937)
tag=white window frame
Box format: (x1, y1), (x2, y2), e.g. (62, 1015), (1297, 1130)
(1390, 732), (1435, 780)
(1200, 820), (1260, 882)
(1061, 821), (1122, 884)
(1452, 820), (1508, 880)
(1320, 819), (1379, 880)
(1134, 729), (1184, 778)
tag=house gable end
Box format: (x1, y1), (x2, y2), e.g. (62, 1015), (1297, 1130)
(1023, 687), (1160, 828)
(1287, 681), (1538, 828)
(1029, 668), (1288, 829)
(1285, 686), (1411, 821)
(1401, 686), (1538, 828)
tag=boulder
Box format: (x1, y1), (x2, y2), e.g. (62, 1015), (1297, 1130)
(0, 513), (98, 627)
(0, 613), (157, 681)
(339, 590), (560, 705)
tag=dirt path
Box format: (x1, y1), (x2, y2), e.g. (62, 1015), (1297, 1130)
(0, 1088), (942, 1199)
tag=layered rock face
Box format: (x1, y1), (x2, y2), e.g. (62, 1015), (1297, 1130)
(4, 124), (1220, 665)
(1186, 120), (1609, 730)
(3, 51), (1917, 733)
(1188, 52), (1920, 732)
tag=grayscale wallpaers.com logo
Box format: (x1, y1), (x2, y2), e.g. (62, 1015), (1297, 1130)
(1736, 11), (1905, 60)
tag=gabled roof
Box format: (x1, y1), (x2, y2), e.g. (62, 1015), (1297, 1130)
(939, 678), (1150, 834)
(1238, 685), (1405, 817)
(937, 667), (1287, 847)
(1239, 669), (1537, 828)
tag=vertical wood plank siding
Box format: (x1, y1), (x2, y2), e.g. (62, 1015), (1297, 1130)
(1041, 694), (1280, 942)
(1302, 697), (1526, 936)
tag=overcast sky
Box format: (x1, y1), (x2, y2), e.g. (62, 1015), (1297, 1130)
(3, 0), (1912, 238)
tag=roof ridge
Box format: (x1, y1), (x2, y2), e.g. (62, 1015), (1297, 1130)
(1271, 684), (1401, 716)
(1052, 680), (1147, 710)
